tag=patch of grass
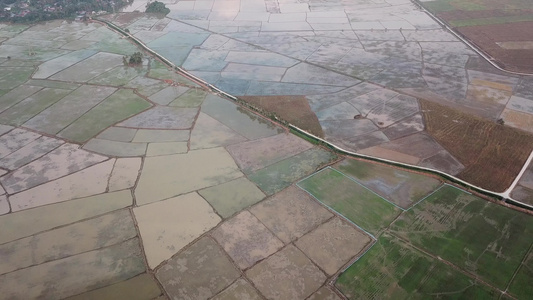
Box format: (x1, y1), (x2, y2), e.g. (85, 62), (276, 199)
(298, 168), (402, 235)
(0, 66), (35, 90)
(169, 88), (207, 107)
(0, 24), (29, 33)
(389, 185), (533, 290)
(451, 0), (486, 11)
(420, 99), (533, 192)
(450, 14), (533, 27)
(336, 233), (500, 299)
(148, 60), (199, 87)
(0, 88), (71, 126)
(423, 0), (456, 13)
(421, 0), (532, 13)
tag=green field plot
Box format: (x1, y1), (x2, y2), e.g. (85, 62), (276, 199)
(450, 15), (533, 27)
(169, 88), (207, 107)
(423, 0), (533, 12)
(298, 168), (402, 235)
(423, 0), (485, 12)
(0, 66), (35, 90)
(88, 37), (139, 56)
(0, 88), (71, 126)
(0, 24), (30, 38)
(249, 148), (337, 196)
(389, 185), (533, 290)
(422, 0), (533, 22)
(58, 89), (151, 142)
(334, 159), (441, 209)
(89, 66), (147, 87)
(336, 233), (499, 299)
(508, 247), (533, 299)
(147, 60), (199, 87)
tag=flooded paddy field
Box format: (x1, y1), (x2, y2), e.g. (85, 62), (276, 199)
(1, 0), (533, 298)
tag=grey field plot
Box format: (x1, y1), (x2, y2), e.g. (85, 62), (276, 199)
(0, 19), (354, 299)
(104, 0), (533, 198)
(334, 159), (442, 209)
(298, 167), (402, 236)
(389, 185), (533, 291)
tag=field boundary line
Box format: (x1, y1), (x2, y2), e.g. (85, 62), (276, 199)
(338, 239), (378, 274)
(331, 167), (406, 211)
(504, 241), (533, 295)
(406, 184), (446, 211)
(296, 164), (331, 183)
(94, 17), (533, 212)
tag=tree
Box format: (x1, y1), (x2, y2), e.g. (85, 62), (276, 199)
(145, 1), (169, 15)
(128, 52), (143, 65)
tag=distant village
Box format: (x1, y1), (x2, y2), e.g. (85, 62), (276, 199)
(0, 0), (132, 22)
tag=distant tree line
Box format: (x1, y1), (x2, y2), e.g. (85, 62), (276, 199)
(0, 0), (133, 23)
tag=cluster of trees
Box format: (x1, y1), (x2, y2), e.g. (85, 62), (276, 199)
(123, 51), (143, 65)
(0, 0), (133, 23)
(145, 1), (168, 15)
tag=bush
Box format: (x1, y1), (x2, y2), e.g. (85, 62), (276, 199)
(145, 1), (170, 15)
(129, 52), (143, 65)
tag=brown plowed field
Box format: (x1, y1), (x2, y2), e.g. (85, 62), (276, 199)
(240, 95), (324, 138)
(420, 99), (533, 192)
(457, 22), (533, 73)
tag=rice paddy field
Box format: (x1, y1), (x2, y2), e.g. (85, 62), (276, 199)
(298, 159), (533, 299)
(336, 233), (500, 299)
(298, 167), (402, 236)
